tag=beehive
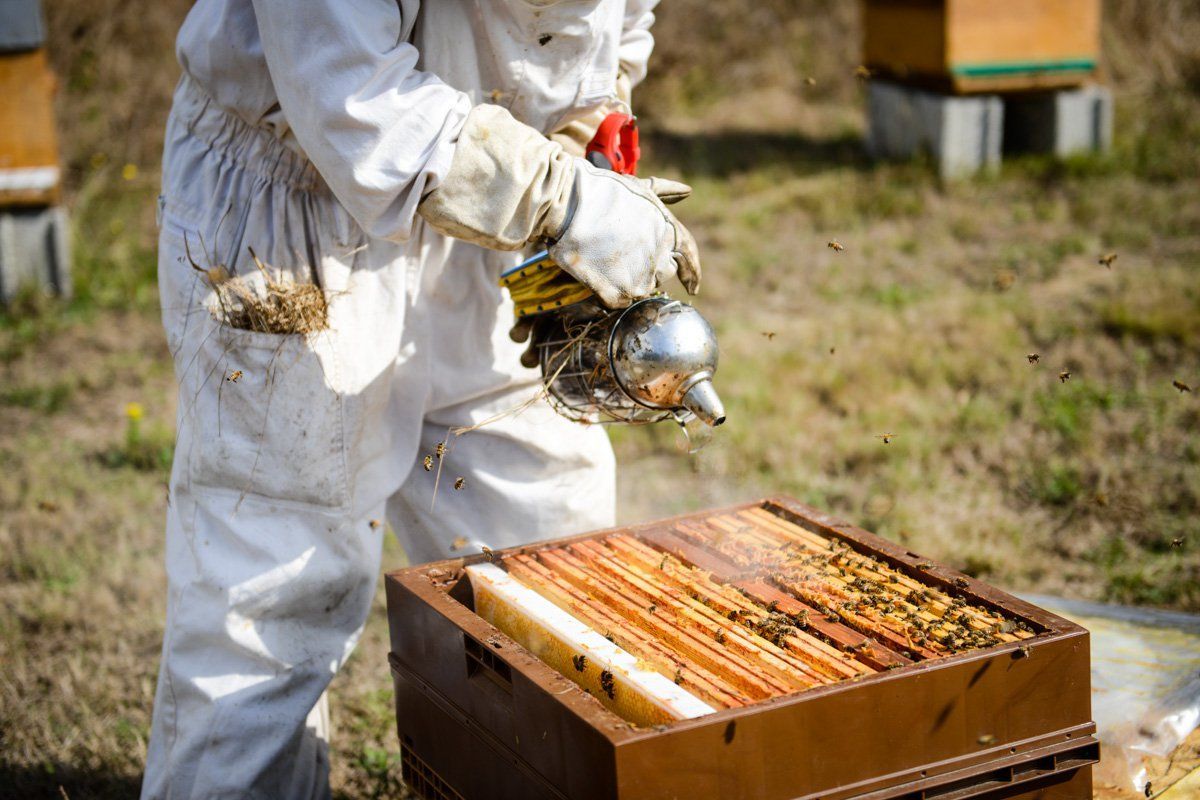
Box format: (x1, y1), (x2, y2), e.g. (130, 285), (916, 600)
(862, 0), (1102, 94)
(386, 498), (1097, 800)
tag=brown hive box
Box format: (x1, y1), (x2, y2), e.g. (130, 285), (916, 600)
(861, 0), (1102, 94)
(385, 498), (1097, 800)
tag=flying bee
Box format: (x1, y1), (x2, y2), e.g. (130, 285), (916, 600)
(854, 65), (873, 80)
(761, 331), (777, 340)
(225, 370), (243, 383)
(804, 76), (818, 87)
(1173, 379), (1192, 393)
(368, 519), (382, 530)
(828, 240), (845, 252)
(1098, 252), (1118, 268)
(877, 433), (895, 444)
(1026, 353), (1040, 364)
(454, 477), (466, 491)
(977, 734), (996, 746)
(1058, 370), (1071, 383)
(481, 545), (497, 563)
(1171, 537), (1185, 548)
(422, 454), (434, 471)
(450, 535), (469, 551)
(435, 441), (447, 457)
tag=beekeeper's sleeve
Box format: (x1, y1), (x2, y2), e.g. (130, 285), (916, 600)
(618, 0), (659, 88)
(250, 0), (472, 242)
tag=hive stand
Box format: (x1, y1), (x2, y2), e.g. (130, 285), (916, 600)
(867, 80), (1114, 178)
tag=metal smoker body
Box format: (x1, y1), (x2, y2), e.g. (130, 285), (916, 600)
(531, 294), (726, 428)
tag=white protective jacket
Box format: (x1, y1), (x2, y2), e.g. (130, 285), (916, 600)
(143, 2), (656, 798)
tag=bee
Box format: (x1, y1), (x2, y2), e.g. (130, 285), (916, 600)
(1026, 353), (1040, 364)
(599, 670), (616, 699)
(977, 734), (996, 746)
(450, 535), (469, 551)
(761, 331), (777, 340)
(877, 433), (895, 444)
(1173, 379), (1192, 393)
(454, 477), (466, 491)
(1015, 644), (1031, 659)
(422, 454), (434, 471)
(830, 346), (836, 355)
(37, 500), (59, 512)
(674, 666), (684, 685)
(368, 519), (382, 530)
(659, 554), (669, 570)
(827, 240), (845, 252)
(804, 76), (818, 87)
(481, 545), (497, 563)
(1058, 370), (1071, 383)
(715, 630), (727, 645)
(572, 654), (588, 672)
(1098, 252), (1118, 268)
(1144, 781), (1152, 798)
(917, 561), (934, 570)
(1171, 537), (1185, 548)
(993, 270), (1015, 291)
(435, 441), (448, 458)
(953, 577), (969, 589)
(648, 603), (657, 614)
(854, 65), (873, 80)
(225, 370), (243, 383)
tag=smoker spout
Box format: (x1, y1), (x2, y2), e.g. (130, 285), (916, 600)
(682, 378), (726, 427)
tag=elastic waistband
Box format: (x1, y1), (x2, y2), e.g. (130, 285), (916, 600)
(171, 75), (322, 192)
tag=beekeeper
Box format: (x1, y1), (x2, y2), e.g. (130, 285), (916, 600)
(143, 0), (700, 797)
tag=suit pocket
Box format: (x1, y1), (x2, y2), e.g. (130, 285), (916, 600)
(180, 318), (350, 510)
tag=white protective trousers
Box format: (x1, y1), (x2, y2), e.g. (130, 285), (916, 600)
(143, 1), (656, 796)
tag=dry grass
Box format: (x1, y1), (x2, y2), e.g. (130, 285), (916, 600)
(188, 244), (330, 335)
(1, 0), (1198, 798)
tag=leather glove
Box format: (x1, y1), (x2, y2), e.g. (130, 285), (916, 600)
(550, 71), (633, 157)
(418, 104), (701, 307)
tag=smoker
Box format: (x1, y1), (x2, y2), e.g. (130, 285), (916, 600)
(385, 497), (1097, 800)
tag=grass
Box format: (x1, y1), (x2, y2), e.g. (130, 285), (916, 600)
(2, 1), (1198, 798)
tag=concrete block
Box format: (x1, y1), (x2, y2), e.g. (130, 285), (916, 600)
(1003, 84), (1113, 157)
(0, 205), (71, 304)
(867, 80), (1003, 179)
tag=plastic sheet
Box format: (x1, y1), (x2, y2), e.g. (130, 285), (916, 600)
(1023, 595), (1200, 793)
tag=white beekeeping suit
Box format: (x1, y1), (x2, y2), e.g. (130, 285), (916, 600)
(143, 0), (700, 798)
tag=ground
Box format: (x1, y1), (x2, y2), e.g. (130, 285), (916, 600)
(1, 1), (1198, 797)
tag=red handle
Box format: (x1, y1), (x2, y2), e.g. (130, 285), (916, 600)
(585, 113), (640, 176)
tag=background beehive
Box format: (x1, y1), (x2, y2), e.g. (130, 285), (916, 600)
(863, 0), (1102, 93)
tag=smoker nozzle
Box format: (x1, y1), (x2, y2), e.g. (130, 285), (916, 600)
(682, 378), (726, 427)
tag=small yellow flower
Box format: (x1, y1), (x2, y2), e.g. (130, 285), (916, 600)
(125, 402), (144, 421)
(121, 163), (138, 181)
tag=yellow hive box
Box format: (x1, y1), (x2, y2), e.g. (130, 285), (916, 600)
(862, 0), (1101, 94)
(0, 49), (62, 207)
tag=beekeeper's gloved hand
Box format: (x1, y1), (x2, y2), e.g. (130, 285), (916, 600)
(418, 104), (701, 309)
